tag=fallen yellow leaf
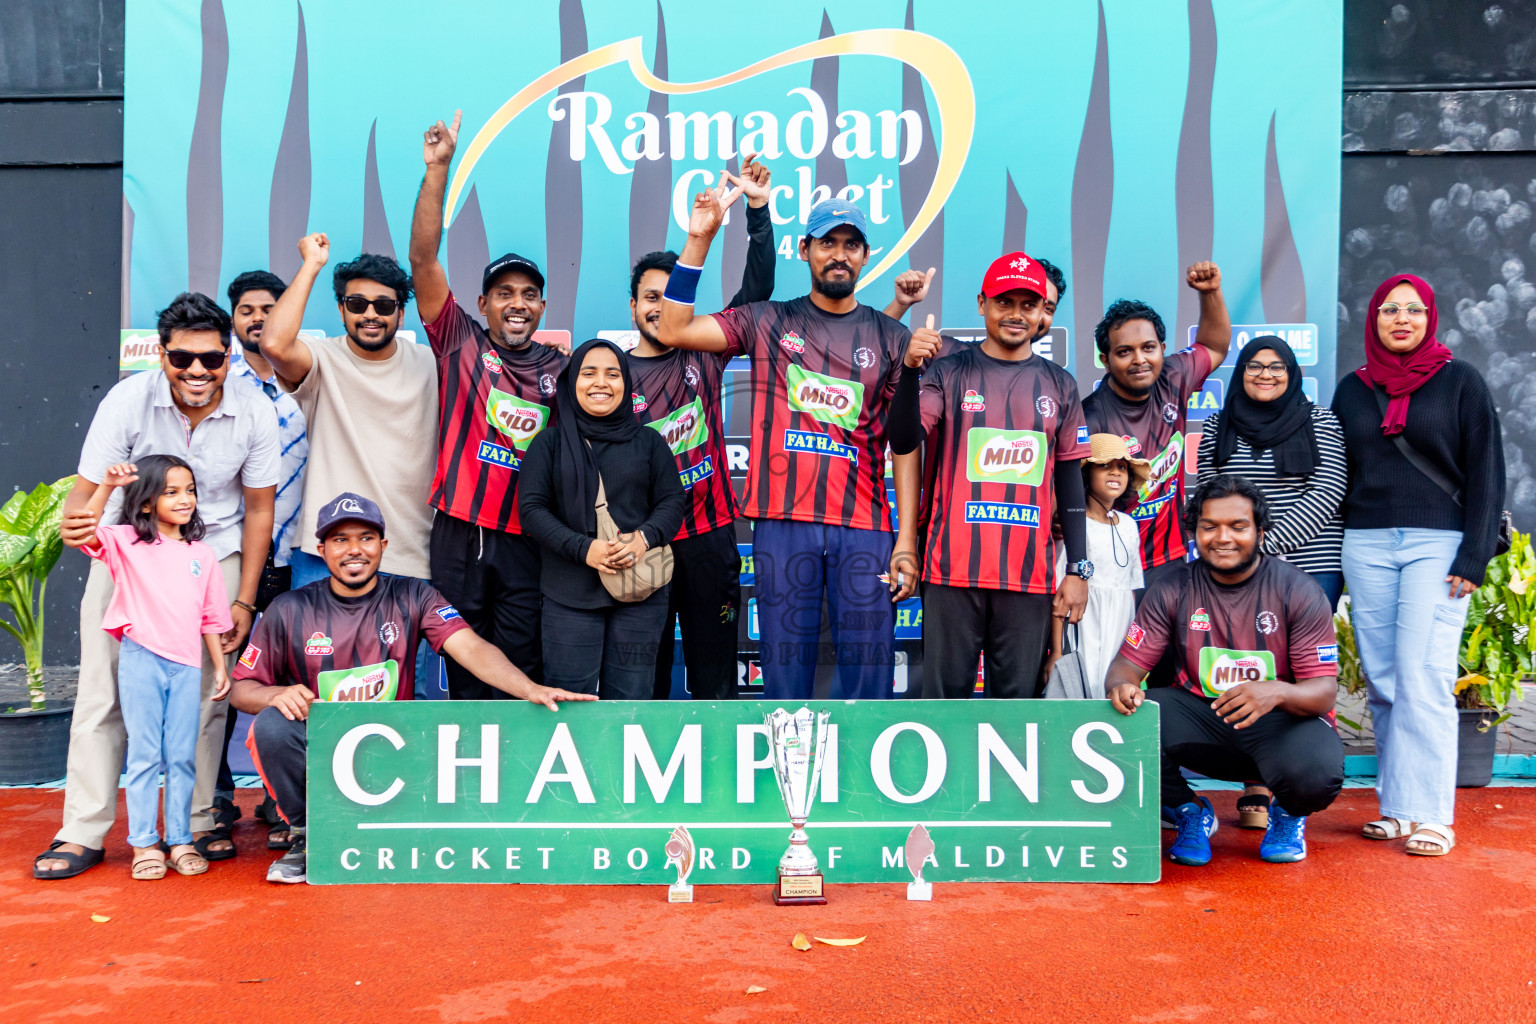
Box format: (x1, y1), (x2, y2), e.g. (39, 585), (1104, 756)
(791, 933), (812, 951)
(90, 914), (110, 923)
(746, 985), (767, 994)
(814, 936), (865, 946)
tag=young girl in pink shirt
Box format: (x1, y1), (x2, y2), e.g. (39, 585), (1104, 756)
(71, 455), (232, 880)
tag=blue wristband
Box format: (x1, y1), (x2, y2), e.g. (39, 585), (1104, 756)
(663, 262), (703, 305)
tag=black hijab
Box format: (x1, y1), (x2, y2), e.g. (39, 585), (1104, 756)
(552, 339), (642, 534)
(1212, 335), (1318, 475)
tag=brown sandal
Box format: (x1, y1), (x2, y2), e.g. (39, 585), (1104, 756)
(167, 845), (210, 876)
(131, 849), (167, 881)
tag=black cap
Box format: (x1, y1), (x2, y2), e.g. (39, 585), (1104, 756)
(314, 492), (386, 541)
(482, 253), (545, 295)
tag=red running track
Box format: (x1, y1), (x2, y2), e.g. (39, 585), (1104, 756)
(1, 786), (1532, 1023)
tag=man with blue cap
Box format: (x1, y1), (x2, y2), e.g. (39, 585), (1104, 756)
(657, 177), (941, 700)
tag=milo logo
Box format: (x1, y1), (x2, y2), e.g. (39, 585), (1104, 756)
(965, 427), (1048, 487)
(485, 388), (550, 451)
(1197, 647), (1276, 698)
(317, 660), (399, 703)
(1138, 432), (1184, 501)
(646, 398), (708, 456)
(785, 364), (864, 429)
(962, 390), (986, 412)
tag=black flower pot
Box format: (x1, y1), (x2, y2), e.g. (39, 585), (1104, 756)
(0, 700), (74, 785)
(1456, 707), (1499, 789)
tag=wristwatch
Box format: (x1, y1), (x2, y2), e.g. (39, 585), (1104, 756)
(1065, 560), (1094, 581)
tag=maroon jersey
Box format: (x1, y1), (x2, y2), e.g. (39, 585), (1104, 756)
(423, 293), (567, 533)
(232, 577), (469, 701)
(913, 347), (1090, 592)
(1082, 346), (1213, 569)
(712, 297), (907, 531)
(629, 346), (738, 540)
(1118, 556), (1338, 711)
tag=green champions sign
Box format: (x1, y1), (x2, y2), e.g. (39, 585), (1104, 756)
(306, 700), (1160, 885)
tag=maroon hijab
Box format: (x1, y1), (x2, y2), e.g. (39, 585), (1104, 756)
(1356, 273), (1453, 435)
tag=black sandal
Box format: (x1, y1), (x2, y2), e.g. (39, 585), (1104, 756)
(256, 795), (293, 850)
(193, 830), (237, 861)
(33, 840), (105, 880)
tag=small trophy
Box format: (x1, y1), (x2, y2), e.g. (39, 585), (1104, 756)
(766, 706), (832, 906)
(905, 823), (936, 901)
(663, 825), (694, 903)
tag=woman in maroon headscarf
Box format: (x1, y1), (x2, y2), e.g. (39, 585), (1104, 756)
(1332, 274), (1505, 858)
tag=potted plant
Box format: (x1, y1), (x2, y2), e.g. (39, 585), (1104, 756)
(0, 476), (76, 784)
(1454, 531), (1534, 787)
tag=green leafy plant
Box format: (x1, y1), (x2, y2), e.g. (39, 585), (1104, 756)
(1332, 603), (1367, 731)
(0, 477), (75, 711)
(1456, 530), (1534, 728)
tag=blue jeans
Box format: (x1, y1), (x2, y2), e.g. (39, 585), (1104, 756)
(752, 519), (895, 700)
(289, 551), (445, 700)
(1342, 528), (1469, 825)
(118, 638), (202, 848)
(1307, 570), (1345, 612)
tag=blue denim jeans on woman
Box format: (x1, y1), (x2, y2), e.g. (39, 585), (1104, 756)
(1342, 528), (1470, 826)
(118, 637), (202, 848)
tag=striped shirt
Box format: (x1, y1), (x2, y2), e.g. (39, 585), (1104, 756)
(1195, 404), (1346, 574)
(229, 350), (307, 567)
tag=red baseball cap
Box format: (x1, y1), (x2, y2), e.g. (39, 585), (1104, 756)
(981, 252), (1049, 299)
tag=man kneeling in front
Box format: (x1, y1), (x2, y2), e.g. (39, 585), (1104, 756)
(230, 492), (594, 883)
(1104, 474), (1344, 865)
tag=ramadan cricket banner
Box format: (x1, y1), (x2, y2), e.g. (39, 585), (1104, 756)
(306, 699), (1161, 885)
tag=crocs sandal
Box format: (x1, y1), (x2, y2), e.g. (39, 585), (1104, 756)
(1237, 787), (1272, 830)
(1406, 824), (1455, 857)
(33, 840), (105, 880)
(131, 849), (167, 881)
(168, 845), (210, 876)
(1362, 817), (1417, 840)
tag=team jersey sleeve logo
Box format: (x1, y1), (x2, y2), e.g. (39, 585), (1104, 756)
(238, 643), (261, 670)
(317, 660), (399, 702)
(1317, 644), (1339, 665)
(965, 428), (1048, 486)
(485, 388), (550, 451)
(785, 364), (865, 429)
(1125, 622), (1146, 648)
(437, 606), (462, 622)
(1197, 648), (1277, 698)
(646, 397), (709, 456)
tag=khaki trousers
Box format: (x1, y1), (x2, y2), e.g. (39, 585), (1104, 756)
(54, 552), (241, 848)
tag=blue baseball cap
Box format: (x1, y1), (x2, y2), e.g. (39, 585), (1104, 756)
(315, 492), (386, 541)
(805, 199), (869, 244)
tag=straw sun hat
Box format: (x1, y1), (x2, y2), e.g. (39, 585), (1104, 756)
(1085, 433), (1152, 494)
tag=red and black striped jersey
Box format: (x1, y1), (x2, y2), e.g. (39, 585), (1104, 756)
(913, 347), (1090, 593)
(712, 297), (907, 531)
(1082, 347), (1213, 570)
(423, 293), (567, 534)
(1118, 556), (1338, 716)
(629, 346), (738, 540)
(231, 576), (469, 701)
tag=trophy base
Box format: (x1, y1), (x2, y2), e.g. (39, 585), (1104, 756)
(774, 872), (827, 906)
(906, 881), (932, 901)
(667, 884), (693, 904)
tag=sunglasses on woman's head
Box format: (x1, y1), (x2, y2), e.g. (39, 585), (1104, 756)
(163, 348), (227, 370)
(343, 295), (400, 316)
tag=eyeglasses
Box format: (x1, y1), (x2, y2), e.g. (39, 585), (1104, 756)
(343, 295), (401, 316)
(163, 348), (228, 371)
(1378, 302), (1428, 318)
(1241, 361), (1288, 378)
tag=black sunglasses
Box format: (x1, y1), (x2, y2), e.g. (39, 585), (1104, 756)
(343, 295), (401, 316)
(163, 348), (228, 371)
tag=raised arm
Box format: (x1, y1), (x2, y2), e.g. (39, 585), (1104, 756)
(408, 110), (460, 325)
(726, 153), (776, 307)
(1186, 261), (1231, 371)
(656, 182), (744, 354)
(883, 267), (936, 321)
(259, 233), (329, 386)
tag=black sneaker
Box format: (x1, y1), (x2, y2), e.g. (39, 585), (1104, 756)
(266, 829), (306, 884)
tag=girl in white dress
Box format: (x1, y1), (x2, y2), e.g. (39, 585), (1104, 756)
(1051, 435), (1149, 697)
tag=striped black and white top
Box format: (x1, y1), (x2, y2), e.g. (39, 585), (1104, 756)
(1196, 405), (1346, 574)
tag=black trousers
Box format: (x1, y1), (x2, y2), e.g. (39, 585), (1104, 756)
(543, 589), (671, 700)
(430, 513), (544, 699)
(652, 526), (742, 700)
(247, 707), (308, 829)
(920, 583), (1053, 699)
(1149, 685), (1344, 815)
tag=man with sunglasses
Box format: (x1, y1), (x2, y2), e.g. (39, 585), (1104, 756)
(407, 110), (568, 699)
(35, 292), (280, 880)
(258, 236), (440, 635)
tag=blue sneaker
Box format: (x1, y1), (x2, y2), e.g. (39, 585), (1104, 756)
(1164, 796), (1218, 866)
(1259, 802), (1307, 863)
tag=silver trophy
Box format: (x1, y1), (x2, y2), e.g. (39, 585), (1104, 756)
(663, 825), (694, 903)
(765, 706), (832, 905)
(905, 823), (936, 901)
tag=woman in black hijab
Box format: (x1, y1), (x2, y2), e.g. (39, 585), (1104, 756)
(519, 339), (686, 699)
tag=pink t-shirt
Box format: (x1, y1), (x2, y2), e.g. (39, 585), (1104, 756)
(84, 524), (233, 667)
